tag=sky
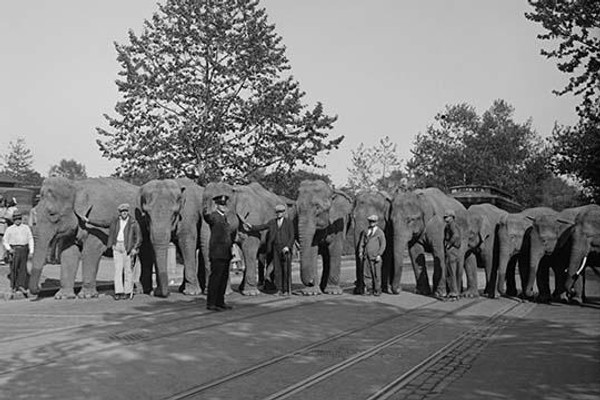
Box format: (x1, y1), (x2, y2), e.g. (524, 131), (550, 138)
(0, 1), (581, 186)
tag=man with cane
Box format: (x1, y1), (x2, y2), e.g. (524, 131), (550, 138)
(358, 214), (386, 296)
(244, 204), (295, 296)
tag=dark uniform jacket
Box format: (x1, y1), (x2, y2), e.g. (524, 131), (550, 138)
(204, 210), (236, 261)
(359, 227), (386, 260)
(252, 217), (295, 256)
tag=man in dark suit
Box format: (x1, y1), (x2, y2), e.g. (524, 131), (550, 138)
(245, 204), (295, 296)
(204, 194), (236, 311)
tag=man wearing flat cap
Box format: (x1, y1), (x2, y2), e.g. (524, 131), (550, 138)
(3, 210), (34, 296)
(245, 204), (294, 296)
(443, 209), (461, 300)
(358, 214), (386, 296)
(203, 194), (237, 311)
(84, 203), (142, 300)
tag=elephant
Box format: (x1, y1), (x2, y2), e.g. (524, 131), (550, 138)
(201, 181), (287, 296)
(390, 188), (471, 298)
(564, 204), (600, 304)
(29, 177), (139, 299)
(465, 203), (509, 298)
(497, 207), (555, 297)
(352, 190), (396, 294)
(296, 180), (353, 295)
(138, 178), (204, 297)
(526, 207), (584, 302)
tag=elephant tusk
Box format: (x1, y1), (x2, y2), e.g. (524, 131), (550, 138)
(575, 255), (587, 277)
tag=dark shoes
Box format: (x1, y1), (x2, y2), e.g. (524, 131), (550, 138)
(206, 304), (233, 311)
(206, 305), (223, 312)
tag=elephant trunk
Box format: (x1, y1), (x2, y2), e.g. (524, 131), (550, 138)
(298, 216), (318, 286)
(29, 228), (55, 294)
(150, 228), (172, 297)
(496, 225), (510, 296)
(525, 237), (544, 299)
(565, 230), (588, 300)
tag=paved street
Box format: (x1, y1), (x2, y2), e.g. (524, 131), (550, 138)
(0, 258), (598, 400)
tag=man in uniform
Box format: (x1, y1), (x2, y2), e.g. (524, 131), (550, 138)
(358, 214), (386, 296)
(3, 211), (34, 296)
(204, 194), (236, 311)
(443, 209), (461, 300)
(245, 204), (295, 296)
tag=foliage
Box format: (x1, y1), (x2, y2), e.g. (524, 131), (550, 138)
(406, 100), (566, 207)
(525, 0), (600, 120)
(0, 137), (44, 186)
(48, 159), (88, 180)
(526, 0), (600, 202)
(97, 0), (342, 184)
(254, 168), (331, 199)
(346, 136), (404, 192)
(536, 175), (586, 209)
(550, 120), (600, 202)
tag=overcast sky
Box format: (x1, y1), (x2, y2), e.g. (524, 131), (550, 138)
(0, 1), (580, 186)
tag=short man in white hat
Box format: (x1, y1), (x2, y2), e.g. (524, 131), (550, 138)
(84, 203), (142, 300)
(3, 210), (34, 296)
(245, 204), (295, 295)
(358, 214), (386, 296)
(443, 209), (461, 300)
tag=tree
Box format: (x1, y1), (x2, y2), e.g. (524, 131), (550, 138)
(346, 136), (403, 192)
(407, 100), (556, 207)
(526, 0), (600, 202)
(49, 159), (88, 180)
(97, 0), (342, 184)
(1, 137), (44, 186)
(254, 168), (331, 199)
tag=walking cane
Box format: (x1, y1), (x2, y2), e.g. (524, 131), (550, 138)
(284, 250), (291, 296)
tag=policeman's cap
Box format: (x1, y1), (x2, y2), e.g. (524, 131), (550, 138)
(213, 195), (229, 205)
(367, 214), (379, 222)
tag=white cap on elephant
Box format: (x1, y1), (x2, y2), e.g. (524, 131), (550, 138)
(275, 204), (286, 213)
(118, 203), (130, 212)
(367, 214), (378, 222)
(444, 209), (455, 218)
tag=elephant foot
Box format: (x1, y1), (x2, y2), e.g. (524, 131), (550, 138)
(569, 296), (583, 306)
(415, 287), (432, 296)
(300, 286), (322, 296)
(462, 289), (479, 298)
(77, 287), (99, 299)
(225, 287), (234, 296)
(153, 288), (170, 298)
(182, 288), (203, 296)
(505, 289), (518, 298)
(241, 288), (261, 296)
(390, 287), (402, 295)
(54, 289), (77, 300)
(353, 287), (365, 295)
(323, 285), (343, 295)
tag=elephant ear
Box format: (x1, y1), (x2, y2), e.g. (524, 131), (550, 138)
(330, 190), (353, 225)
(416, 192), (435, 223)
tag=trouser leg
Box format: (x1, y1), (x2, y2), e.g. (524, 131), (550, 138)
(13, 246), (29, 289)
(272, 250), (283, 292)
(373, 259), (382, 294)
(282, 253), (291, 293)
(123, 252), (133, 294)
(216, 259), (231, 306)
(207, 259), (223, 306)
(363, 258), (373, 293)
(446, 250), (459, 296)
(113, 243), (125, 294)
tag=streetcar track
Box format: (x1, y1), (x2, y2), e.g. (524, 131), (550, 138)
(366, 301), (533, 400)
(163, 298), (473, 400)
(0, 286), (356, 376)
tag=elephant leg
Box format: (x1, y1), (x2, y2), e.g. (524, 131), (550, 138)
(536, 257), (552, 303)
(323, 235), (343, 295)
(78, 237), (105, 299)
(431, 246), (446, 298)
(138, 241), (154, 294)
(180, 237), (202, 296)
(482, 244), (497, 298)
(505, 256), (518, 297)
(240, 238), (261, 296)
(55, 245), (80, 300)
(409, 243), (431, 295)
(462, 253), (479, 298)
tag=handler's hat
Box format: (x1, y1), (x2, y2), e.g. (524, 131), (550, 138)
(213, 195), (229, 205)
(12, 211), (22, 219)
(444, 209), (455, 218)
(118, 203), (130, 212)
(367, 214), (379, 222)
(275, 204), (286, 213)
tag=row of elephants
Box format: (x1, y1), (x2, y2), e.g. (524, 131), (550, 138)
(27, 177), (599, 304)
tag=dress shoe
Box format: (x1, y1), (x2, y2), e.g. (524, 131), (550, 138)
(114, 293), (124, 300)
(217, 304), (233, 310)
(125, 293), (134, 300)
(206, 305), (223, 311)
(373, 291), (382, 297)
